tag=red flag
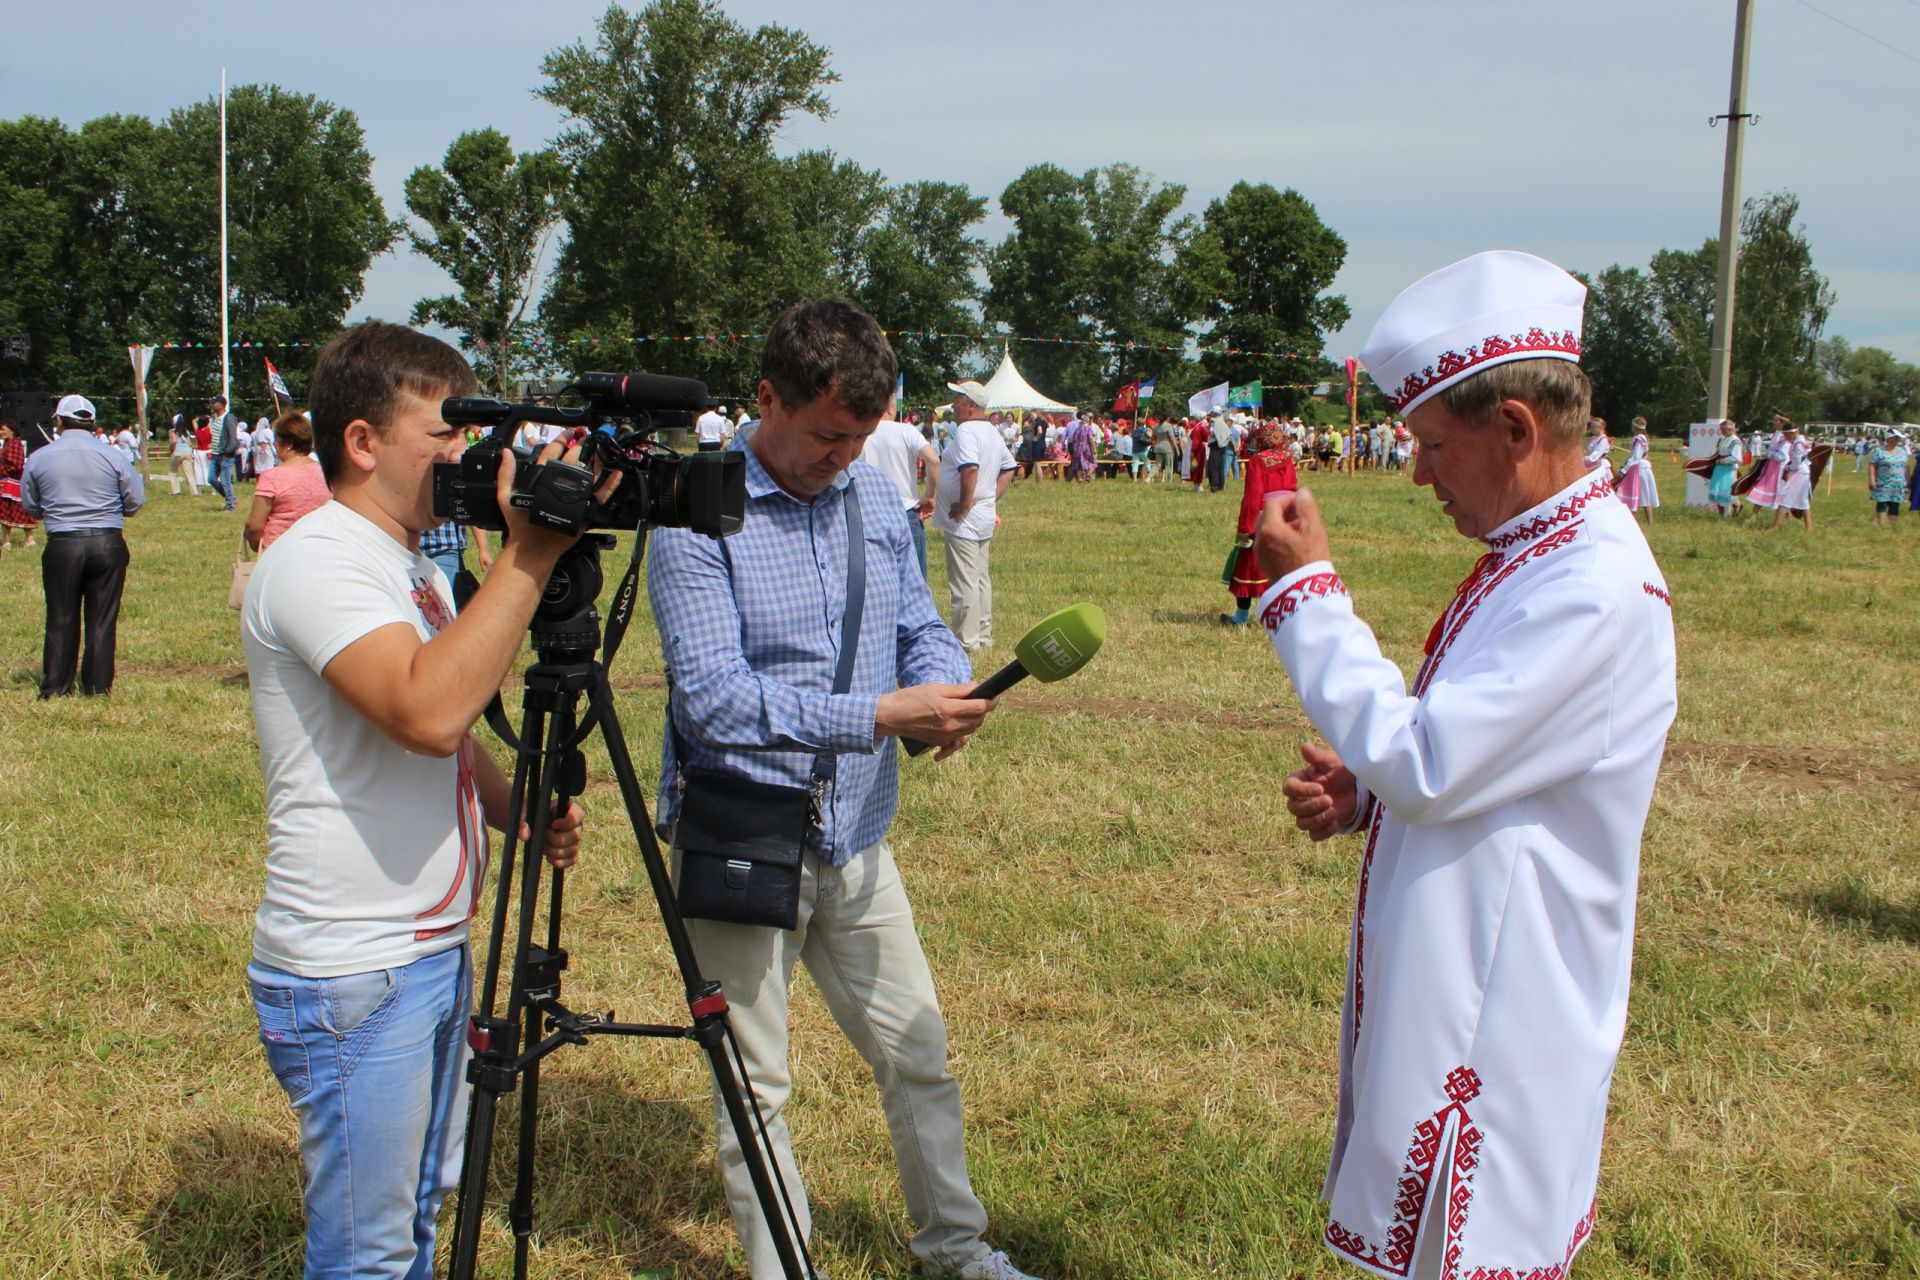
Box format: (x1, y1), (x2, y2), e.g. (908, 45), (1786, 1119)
(1112, 380), (1140, 414)
(1344, 357), (1358, 409)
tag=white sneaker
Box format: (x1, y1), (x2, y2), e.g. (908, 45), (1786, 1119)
(938, 1250), (1043, 1280)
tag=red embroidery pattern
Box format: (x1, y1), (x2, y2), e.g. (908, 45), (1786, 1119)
(1641, 582), (1672, 607)
(1390, 330), (1582, 410)
(1459, 1198), (1598, 1280)
(1325, 1067), (1486, 1276)
(1483, 477), (1613, 551)
(1260, 570), (1348, 631)
(1415, 524), (1582, 699)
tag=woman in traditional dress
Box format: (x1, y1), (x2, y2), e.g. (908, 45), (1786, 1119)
(1584, 416), (1613, 474)
(1615, 416), (1659, 523)
(0, 421), (36, 551)
(1220, 423), (1299, 625)
(1869, 428), (1911, 528)
(1188, 417), (1209, 493)
(1707, 419), (1742, 516)
(1068, 416), (1095, 482)
(1769, 421), (1815, 531)
(1741, 413), (1790, 512)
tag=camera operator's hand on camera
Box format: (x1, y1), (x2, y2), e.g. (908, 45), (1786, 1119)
(875, 684), (996, 761)
(493, 441), (623, 563)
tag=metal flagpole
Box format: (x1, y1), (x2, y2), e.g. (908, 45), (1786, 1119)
(219, 68), (231, 408)
(1705, 0), (1756, 424)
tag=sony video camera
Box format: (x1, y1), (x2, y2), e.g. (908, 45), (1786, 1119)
(432, 372), (744, 539)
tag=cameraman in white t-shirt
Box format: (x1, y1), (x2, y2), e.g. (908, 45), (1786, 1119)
(240, 321), (597, 1278)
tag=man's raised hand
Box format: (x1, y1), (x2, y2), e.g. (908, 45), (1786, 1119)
(1255, 489), (1333, 582)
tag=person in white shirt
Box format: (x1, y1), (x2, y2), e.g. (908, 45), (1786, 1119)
(860, 410), (940, 578)
(694, 403), (729, 451)
(1260, 252), (1676, 1280)
(931, 379), (1016, 650)
(240, 321), (592, 1277)
(112, 422), (141, 468)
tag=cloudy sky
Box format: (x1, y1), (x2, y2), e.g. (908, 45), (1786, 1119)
(7, 0), (1918, 363)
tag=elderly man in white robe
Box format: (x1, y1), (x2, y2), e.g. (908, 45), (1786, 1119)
(1255, 251), (1677, 1280)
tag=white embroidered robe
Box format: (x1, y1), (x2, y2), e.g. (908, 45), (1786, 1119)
(1257, 474), (1677, 1279)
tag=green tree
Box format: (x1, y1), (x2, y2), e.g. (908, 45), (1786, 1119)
(1182, 182), (1348, 414)
(985, 164), (1100, 403)
(985, 162), (1198, 407)
(0, 88), (396, 411)
(537, 0), (838, 395)
(1647, 190), (1833, 428)
(1579, 264), (1670, 428)
(1816, 337), (1920, 422)
(852, 180), (987, 402)
(164, 85), (400, 384)
(405, 129), (566, 398)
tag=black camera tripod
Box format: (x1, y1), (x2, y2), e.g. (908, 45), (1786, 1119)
(446, 536), (816, 1280)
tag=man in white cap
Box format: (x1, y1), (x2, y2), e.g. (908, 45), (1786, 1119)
(932, 378), (1017, 649)
(1256, 251), (1677, 1279)
(21, 394), (146, 697)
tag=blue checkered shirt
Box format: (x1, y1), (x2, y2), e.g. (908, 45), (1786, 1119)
(647, 441), (968, 865)
(418, 520), (467, 559)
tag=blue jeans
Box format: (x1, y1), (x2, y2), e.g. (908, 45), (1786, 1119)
(427, 549), (463, 603)
(248, 944), (473, 1280)
(210, 454), (238, 508)
(907, 511), (928, 580)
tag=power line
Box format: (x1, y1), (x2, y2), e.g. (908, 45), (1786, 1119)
(1792, 0), (1920, 67)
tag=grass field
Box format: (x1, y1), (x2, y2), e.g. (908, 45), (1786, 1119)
(1, 445), (1916, 1279)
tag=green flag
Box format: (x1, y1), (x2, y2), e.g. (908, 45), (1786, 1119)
(1228, 380), (1263, 408)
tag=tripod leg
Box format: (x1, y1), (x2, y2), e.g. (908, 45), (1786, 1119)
(449, 691), (558, 1280)
(594, 696), (817, 1280)
(506, 689), (584, 1280)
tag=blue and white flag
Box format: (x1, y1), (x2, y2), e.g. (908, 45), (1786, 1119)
(1138, 379), (1156, 400)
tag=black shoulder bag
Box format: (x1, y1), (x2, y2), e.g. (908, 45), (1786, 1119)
(673, 479), (866, 929)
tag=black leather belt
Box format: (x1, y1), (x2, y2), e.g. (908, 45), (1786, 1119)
(47, 527), (123, 538)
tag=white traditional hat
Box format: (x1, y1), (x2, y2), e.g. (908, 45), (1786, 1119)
(1360, 250), (1585, 415)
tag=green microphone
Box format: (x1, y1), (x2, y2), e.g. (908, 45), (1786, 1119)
(904, 603), (1108, 757)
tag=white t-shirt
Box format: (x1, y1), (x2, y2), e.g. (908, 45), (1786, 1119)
(695, 409), (728, 445)
(242, 501), (487, 977)
(933, 418), (1015, 541)
(859, 419), (928, 510)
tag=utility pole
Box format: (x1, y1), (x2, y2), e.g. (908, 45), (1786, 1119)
(1706, 0), (1757, 423)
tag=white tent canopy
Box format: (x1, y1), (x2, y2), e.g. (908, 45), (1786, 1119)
(977, 345), (1076, 413)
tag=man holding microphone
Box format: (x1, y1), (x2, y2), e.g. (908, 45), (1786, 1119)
(649, 298), (1041, 1280)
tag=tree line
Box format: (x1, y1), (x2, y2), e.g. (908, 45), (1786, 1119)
(2, 0), (1910, 429)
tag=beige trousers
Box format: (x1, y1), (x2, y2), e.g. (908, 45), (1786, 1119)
(678, 840), (992, 1279)
(943, 533), (993, 648)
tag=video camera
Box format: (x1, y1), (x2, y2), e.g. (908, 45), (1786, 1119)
(432, 371), (745, 539)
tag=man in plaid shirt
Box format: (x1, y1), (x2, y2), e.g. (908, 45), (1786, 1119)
(648, 299), (1042, 1280)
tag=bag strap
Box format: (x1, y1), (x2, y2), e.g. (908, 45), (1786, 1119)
(237, 523), (255, 563)
(813, 478), (864, 786)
